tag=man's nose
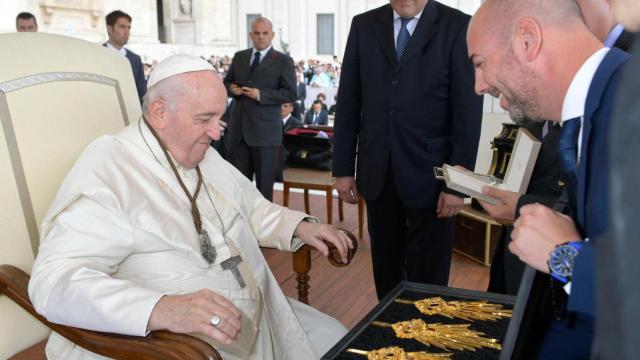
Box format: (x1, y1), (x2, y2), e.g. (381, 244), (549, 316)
(474, 71), (489, 96)
(206, 121), (222, 141)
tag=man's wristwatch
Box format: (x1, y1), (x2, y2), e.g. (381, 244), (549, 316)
(548, 241), (583, 283)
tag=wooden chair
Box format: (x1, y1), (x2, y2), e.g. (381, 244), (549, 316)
(283, 167), (365, 303)
(0, 32), (219, 359)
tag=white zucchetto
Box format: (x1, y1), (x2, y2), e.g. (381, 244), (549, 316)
(146, 54), (214, 89)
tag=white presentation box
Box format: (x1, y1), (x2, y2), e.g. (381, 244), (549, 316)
(440, 128), (541, 205)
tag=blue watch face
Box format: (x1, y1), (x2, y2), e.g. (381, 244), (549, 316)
(549, 245), (579, 278)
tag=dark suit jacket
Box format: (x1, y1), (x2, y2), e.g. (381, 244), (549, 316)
(494, 121), (566, 294)
(102, 43), (147, 104)
(296, 81), (307, 109)
(211, 99), (235, 159)
(332, 2), (483, 208)
(303, 110), (329, 125)
(568, 48), (630, 317)
(283, 115), (303, 133)
(613, 29), (634, 52)
(515, 122), (566, 214)
(597, 36), (639, 359)
(224, 48), (297, 147)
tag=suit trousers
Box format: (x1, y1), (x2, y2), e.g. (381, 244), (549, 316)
(488, 227), (525, 295)
(366, 170), (453, 299)
(228, 138), (280, 201)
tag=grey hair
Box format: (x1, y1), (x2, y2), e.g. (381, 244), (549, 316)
(141, 75), (187, 118)
(251, 16), (273, 30)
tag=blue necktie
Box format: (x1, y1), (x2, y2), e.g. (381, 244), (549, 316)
(250, 52), (260, 74)
(558, 117), (581, 212)
(396, 17), (412, 61)
(558, 117), (581, 175)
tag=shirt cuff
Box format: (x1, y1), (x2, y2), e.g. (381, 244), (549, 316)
(291, 216), (319, 251)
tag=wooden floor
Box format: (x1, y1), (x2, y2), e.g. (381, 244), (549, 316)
(263, 189), (489, 329)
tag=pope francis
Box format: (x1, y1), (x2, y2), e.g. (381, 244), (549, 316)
(28, 54), (352, 360)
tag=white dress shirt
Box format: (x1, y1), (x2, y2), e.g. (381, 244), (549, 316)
(105, 42), (127, 57)
(393, 9), (424, 46)
(560, 47), (609, 160)
(250, 46), (272, 67)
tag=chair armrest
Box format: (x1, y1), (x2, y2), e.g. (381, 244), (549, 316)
(0, 264), (221, 360)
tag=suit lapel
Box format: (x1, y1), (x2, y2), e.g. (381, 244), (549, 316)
(614, 30), (634, 52)
(372, 5), (397, 66)
(398, 0), (439, 67)
(576, 48), (630, 225)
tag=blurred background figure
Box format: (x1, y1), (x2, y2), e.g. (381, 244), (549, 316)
(304, 99), (328, 125)
(16, 12), (37, 32)
(103, 10), (147, 104)
(596, 0), (640, 358)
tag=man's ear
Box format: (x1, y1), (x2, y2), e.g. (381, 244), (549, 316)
(106, 25), (113, 36)
(147, 97), (167, 130)
(512, 17), (543, 63)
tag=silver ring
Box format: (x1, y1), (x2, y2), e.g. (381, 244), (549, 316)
(210, 315), (222, 327)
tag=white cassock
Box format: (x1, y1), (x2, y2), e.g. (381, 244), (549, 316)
(28, 120), (347, 360)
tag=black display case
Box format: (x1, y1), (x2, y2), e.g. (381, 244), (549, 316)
(323, 281), (524, 360)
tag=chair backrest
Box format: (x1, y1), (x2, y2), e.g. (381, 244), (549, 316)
(0, 32), (141, 358)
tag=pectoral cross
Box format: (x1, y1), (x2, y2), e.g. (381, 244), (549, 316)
(221, 255), (246, 288)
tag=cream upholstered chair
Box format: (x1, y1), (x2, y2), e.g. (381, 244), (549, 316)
(0, 33), (218, 359)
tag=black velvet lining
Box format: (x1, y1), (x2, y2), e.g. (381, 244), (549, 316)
(334, 290), (513, 359)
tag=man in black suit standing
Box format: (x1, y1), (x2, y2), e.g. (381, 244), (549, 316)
(333, 0), (483, 299)
(293, 69), (306, 120)
(303, 100), (329, 126)
(104, 10), (146, 104)
(224, 17), (297, 201)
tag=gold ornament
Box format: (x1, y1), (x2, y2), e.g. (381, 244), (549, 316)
(347, 346), (452, 360)
(372, 319), (502, 352)
(395, 297), (512, 322)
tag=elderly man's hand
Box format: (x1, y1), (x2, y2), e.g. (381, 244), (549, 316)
(147, 289), (242, 345)
(477, 186), (521, 223)
(437, 192), (464, 218)
(294, 221), (354, 264)
(241, 87), (260, 101)
(509, 204), (582, 273)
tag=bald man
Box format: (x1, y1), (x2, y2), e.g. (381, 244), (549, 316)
(484, 0), (633, 297)
(29, 55), (350, 360)
(467, 0), (630, 358)
(224, 17), (297, 202)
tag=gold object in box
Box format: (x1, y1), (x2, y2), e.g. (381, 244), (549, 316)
(395, 297), (512, 321)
